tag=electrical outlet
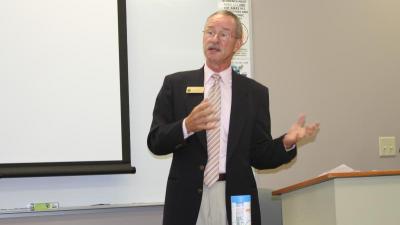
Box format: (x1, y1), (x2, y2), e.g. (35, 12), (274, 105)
(379, 136), (396, 157)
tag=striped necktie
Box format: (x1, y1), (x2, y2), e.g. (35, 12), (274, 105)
(204, 74), (221, 187)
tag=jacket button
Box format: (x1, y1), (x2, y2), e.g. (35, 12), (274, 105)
(197, 188), (202, 194)
(199, 165), (205, 171)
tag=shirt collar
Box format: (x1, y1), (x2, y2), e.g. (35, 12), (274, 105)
(204, 63), (232, 85)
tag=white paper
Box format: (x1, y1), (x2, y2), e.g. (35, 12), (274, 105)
(319, 164), (359, 176)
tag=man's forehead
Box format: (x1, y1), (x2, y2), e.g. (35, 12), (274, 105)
(205, 15), (235, 30)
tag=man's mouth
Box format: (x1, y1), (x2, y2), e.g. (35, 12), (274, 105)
(207, 46), (221, 52)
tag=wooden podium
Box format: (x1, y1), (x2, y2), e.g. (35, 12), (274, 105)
(272, 170), (400, 225)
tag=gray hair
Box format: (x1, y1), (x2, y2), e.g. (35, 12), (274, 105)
(206, 10), (243, 40)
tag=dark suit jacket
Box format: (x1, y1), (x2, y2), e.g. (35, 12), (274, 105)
(147, 67), (296, 225)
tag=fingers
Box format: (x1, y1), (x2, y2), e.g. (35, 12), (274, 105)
(283, 114), (321, 148)
(194, 101), (215, 118)
(193, 99), (211, 113)
(185, 100), (220, 133)
(305, 123), (320, 137)
(296, 113), (306, 127)
(296, 123), (320, 142)
(294, 114), (320, 137)
(299, 127), (306, 139)
(199, 120), (219, 131)
(286, 117), (320, 146)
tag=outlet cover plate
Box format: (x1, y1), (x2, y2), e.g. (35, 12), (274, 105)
(379, 136), (396, 157)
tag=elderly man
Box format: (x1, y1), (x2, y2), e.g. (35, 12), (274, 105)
(147, 10), (319, 225)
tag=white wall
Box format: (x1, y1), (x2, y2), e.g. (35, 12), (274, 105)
(252, 0), (400, 190)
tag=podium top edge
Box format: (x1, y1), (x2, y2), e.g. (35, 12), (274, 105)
(272, 169), (400, 196)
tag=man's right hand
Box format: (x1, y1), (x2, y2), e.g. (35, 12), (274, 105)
(185, 99), (219, 133)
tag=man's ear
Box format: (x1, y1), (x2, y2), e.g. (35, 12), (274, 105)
(233, 39), (243, 53)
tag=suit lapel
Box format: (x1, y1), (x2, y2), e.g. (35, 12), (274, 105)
(184, 67), (207, 150)
(227, 71), (249, 159)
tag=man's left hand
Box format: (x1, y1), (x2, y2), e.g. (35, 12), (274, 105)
(283, 114), (320, 149)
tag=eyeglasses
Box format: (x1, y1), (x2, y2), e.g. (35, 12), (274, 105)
(203, 29), (236, 41)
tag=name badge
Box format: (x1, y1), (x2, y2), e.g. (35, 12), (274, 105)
(186, 86), (204, 94)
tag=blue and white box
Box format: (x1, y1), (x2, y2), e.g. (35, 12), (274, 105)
(231, 195), (251, 225)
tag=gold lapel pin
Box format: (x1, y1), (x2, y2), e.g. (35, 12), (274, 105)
(186, 86), (204, 94)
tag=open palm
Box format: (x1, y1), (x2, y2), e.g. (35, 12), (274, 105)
(283, 114), (320, 149)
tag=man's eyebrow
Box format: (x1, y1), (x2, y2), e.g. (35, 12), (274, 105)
(205, 26), (232, 31)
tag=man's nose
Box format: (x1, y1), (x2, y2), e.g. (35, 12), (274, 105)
(210, 34), (220, 42)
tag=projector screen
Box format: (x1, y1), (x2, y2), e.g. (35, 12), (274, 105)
(0, 0), (134, 177)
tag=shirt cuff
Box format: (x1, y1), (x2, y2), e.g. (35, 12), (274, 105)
(182, 118), (194, 139)
(285, 144), (296, 152)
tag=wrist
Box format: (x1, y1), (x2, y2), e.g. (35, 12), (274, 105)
(283, 135), (294, 149)
(182, 118), (194, 139)
(184, 117), (192, 133)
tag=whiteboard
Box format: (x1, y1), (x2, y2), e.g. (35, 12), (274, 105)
(0, 0), (219, 210)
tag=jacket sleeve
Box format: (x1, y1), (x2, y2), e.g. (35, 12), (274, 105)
(147, 76), (186, 155)
(250, 86), (297, 169)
